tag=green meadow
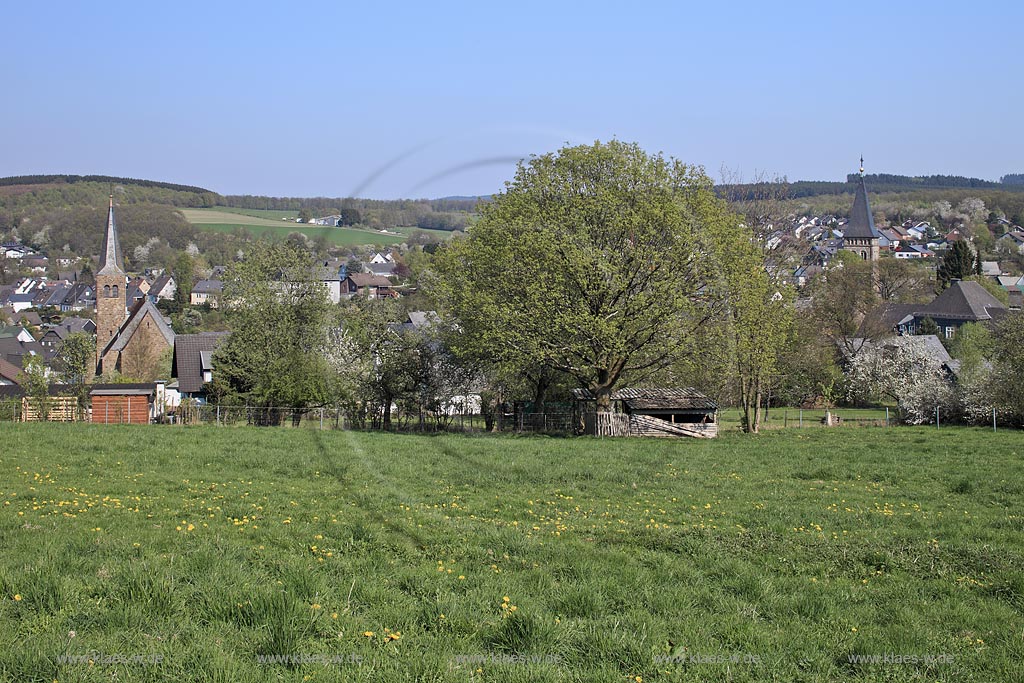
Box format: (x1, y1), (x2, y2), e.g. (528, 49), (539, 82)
(1, 425), (1021, 682)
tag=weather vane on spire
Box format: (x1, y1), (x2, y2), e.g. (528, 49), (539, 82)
(860, 155), (864, 176)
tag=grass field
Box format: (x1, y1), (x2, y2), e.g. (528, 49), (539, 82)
(181, 208), (452, 247)
(211, 208), (300, 221)
(1, 425), (1021, 681)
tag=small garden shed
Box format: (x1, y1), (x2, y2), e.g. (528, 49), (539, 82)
(90, 383), (157, 424)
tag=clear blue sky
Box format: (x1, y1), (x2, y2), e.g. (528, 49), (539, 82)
(4, 1), (1021, 198)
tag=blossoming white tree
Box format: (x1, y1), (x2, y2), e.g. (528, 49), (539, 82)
(846, 337), (955, 424)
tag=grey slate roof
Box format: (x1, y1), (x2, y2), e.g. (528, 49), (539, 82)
(0, 358), (25, 385)
(347, 273), (393, 288)
(915, 280), (1007, 321)
(843, 175), (880, 239)
(171, 332), (229, 393)
(858, 303), (919, 336)
(150, 273), (174, 296)
(192, 279), (223, 294)
(98, 198), (125, 276)
(0, 337), (44, 366)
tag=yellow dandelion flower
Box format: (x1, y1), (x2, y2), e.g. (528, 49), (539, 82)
(331, 612), (338, 619)
(311, 603), (322, 610)
(363, 631), (374, 637)
(13, 594), (22, 601)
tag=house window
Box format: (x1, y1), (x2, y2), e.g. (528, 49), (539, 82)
(103, 285), (110, 297)
(861, 251), (867, 260)
(944, 326), (955, 339)
(112, 285), (119, 297)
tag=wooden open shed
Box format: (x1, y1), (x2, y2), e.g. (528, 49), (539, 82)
(573, 388), (718, 438)
(90, 383), (157, 424)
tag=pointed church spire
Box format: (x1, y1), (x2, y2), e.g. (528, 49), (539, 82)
(98, 194), (125, 276)
(844, 165), (880, 239)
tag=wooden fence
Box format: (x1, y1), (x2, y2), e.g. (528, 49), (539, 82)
(21, 396), (82, 422)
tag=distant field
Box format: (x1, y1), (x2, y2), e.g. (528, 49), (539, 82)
(213, 208), (299, 221)
(181, 208), (406, 247)
(1, 425), (1021, 681)
(182, 208), (454, 247)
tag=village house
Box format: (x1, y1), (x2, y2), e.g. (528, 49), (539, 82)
(148, 272), (177, 301)
(171, 332), (229, 403)
(38, 317), (97, 354)
(343, 273), (394, 299)
(908, 279), (1007, 339)
(996, 230), (1024, 255)
(191, 279), (223, 307)
(2, 242), (31, 259)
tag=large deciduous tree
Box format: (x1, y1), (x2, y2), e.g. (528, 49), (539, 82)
(435, 141), (740, 413)
(720, 235), (793, 433)
(991, 312), (1024, 425)
(214, 242), (333, 424)
(808, 253), (879, 355)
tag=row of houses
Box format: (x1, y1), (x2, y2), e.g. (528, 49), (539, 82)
(1, 272), (176, 314)
(192, 252), (402, 308)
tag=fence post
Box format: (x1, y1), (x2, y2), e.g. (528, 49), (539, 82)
(216, 404), (221, 425)
(799, 410), (803, 428)
(784, 409), (788, 428)
(936, 407), (940, 429)
(885, 407), (889, 427)
(320, 408), (324, 431)
(993, 407), (997, 432)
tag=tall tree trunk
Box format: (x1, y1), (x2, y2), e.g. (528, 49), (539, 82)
(530, 369), (551, 415)
(382, 391), (393, 430)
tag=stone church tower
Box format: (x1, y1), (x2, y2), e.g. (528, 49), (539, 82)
(841, 159), (881, 262)
(95, 195), (127, 370)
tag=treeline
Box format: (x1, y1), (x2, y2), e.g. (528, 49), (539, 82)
(222, 195), (482, 213)
(845, 173), (1014, 190)
(722, 173), (1024, 201)
(0, 174), (215, 194)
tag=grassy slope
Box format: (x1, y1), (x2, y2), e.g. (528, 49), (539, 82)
(0, 425), (1021, 682)
(180, 208), (406, 247)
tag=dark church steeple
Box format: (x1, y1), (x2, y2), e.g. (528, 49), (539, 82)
(842, 159), (881, 262)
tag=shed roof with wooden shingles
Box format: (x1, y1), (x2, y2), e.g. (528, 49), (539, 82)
(572, 387), (718, 411)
